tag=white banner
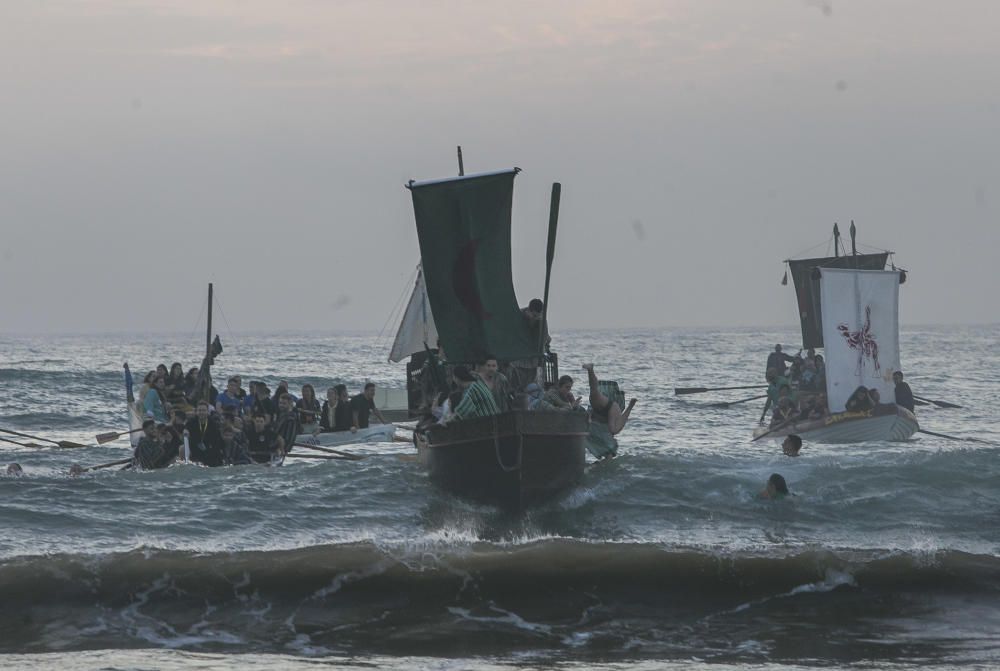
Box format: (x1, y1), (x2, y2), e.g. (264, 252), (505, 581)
(388, 265), (438, 363)
(820, 268), (901, 412)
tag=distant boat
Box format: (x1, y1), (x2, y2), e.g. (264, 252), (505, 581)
(754, 223), (918, 443)
(402, 166), (588, 510)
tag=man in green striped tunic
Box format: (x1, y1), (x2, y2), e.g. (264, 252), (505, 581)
(444, 366), (500, 424)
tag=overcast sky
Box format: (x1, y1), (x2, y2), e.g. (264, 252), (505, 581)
(1, 1), (997, 334)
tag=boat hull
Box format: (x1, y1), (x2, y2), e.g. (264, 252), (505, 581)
(753, 404), (919, 443)
(296, 424), (396, 447)
(418, 410), (589, 511)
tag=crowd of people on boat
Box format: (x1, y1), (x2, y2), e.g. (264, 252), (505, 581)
(760, 343), (915, 428)
(126, 361), (386, 470)
(410, 300), (636, 459)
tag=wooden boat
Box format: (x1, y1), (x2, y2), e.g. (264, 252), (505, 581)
(295, 424), (396, 447)
(756, 223), (918, 443)
(401, 158), (589, 510)
(417, 410), (588, 510)
(753, 404), (918, 443)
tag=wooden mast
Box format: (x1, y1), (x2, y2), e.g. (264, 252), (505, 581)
(206, 283), (214, 360)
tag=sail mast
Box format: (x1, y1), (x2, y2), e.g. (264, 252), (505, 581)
(205, 283), (214, 360)
(457, 145), (464, 177)
(539, 183), (560, 356)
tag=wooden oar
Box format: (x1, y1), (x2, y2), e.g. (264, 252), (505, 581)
(284, 452), (355, 461)
(675, 385), (766, 395)
(293, 442), (366, 460)
(914, 395), (962, 409)
(711, 394), (768, 408)
(73, 457), (133, 474)
(0, 435), (37, 448)
(751, 418), (796, 442)
(0, 428), (86, 449)
(95, 427), (145, 445)
(917, 429), (990, 444)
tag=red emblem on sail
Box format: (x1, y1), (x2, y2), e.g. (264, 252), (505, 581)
(838, 305), (880, 374)
(452, 239), (492, 320)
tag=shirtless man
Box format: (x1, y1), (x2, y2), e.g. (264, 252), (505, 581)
(582, 363), (637, 459)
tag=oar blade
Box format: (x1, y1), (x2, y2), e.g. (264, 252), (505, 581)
(95, 431), (121, 445)
(674, 387), (708, 395)
(57, 440), (87, 449)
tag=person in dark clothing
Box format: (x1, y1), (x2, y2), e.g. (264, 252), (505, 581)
(245, 414), (282, 463)
(845, 386), (875, 413)
(521, 298), (551, 352)
(221, 424), (252, 466)
(132, 419), (165, 470)
(893, 371), (915, 412)
(185, 400), (224, 467)
(321, 384), (353, 432)
(273, 394), (300, 455)
(350, 383), (386, 431)
(766, 344), (797, 378)
(251, 383), (275, 425)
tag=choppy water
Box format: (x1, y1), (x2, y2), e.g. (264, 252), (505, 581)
(1, 326), (998, 669)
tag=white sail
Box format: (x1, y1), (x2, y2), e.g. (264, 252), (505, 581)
(820, 268), (901, 413)
(388, 265), (438, 363)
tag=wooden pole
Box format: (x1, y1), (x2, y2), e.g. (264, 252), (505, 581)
(539, 183), (561, 358)
(206, 283), (214, 360)
(457, 146), (464, 176)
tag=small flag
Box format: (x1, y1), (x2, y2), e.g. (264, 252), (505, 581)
(781, 269), (788, 286)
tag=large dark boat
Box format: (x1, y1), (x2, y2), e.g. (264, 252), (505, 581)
(399, 164), (588, 510)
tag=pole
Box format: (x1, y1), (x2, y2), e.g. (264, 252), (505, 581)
(457, 146), (464, 176)
(539, 183), (561, 357)
(833, 223), (840, 257)
(206, 283), (213, 359)
(850, 220), (857, 256)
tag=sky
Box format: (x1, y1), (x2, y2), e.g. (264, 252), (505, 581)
(1, 0), (997, 334)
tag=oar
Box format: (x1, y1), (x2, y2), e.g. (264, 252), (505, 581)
(95, 427), (145, 445)
(0, 428), (86, 449)
(72, 457), (133, 474)
(284, 452), (356, 461)
(675, 385), (766, 395)
(751, 418), (796, 442)
(293, 442), (366, 460)
(711, 394), (768, 408)
(0, 436), (37, 448)
(914, 395), (962, 409)
(917, 429), (991, 444)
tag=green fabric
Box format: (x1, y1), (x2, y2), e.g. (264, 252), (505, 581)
(586, 421), (618, 459)
(598, 381), (625, 409)
(452, 380), (500, 420)
(409, 170), (539, 363)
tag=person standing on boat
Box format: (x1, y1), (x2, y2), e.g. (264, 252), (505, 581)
(350, 383), (386, 432)
(143, 377), (169, 423)
(758, 368), (793, 425)
(441, 366), (499, 424)
(893, 371), (915, 413)
(582, 364), (637, 459)
(521, 299), (551, 352)
(475, 354), (512, 411)
(297, 384), (321, 434)
(185, 400), (224, 467)
(766, 344), (797, 378)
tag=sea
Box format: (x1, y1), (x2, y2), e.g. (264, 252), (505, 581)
(0, 326), (998, 671)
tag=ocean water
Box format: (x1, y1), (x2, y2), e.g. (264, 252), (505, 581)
(0, 326), (998, 670)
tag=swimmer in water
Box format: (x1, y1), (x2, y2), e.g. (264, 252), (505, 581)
(760, 473), (790, 500)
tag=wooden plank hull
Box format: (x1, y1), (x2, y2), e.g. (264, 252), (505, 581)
(418, 410), (589, 511)
(753, 404), (919, 443)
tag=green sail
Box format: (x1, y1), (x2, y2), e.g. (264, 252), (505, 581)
(407, 169), (537, 363)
